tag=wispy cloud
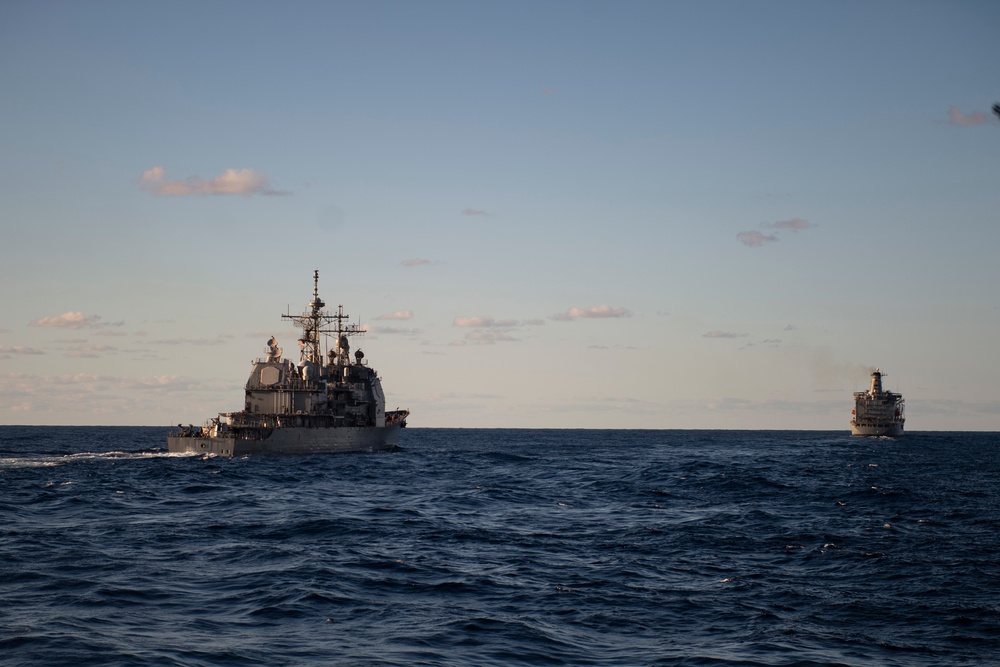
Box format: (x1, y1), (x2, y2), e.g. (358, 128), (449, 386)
(763, 218), (813, 231)
(552, 305), (632, 321)
(946, 106), (989, 126)
(364, 324), (421, 336)
(738, 218), (814, 247)
(30, 312), (123, 329)
(65, 343), (118, 358)
(462, 208), (489, 216)
(376, 310), (413, 321)
(737, 231), (779, 247)
(138, 166), (288, 196)
(401, 258), (432, 267)
(454, 316), (520, 328)
(1, 371), (208, 397)
(0, 371), (219, 417)
(741, 338), (782, 349)
(451, 314), (535, 344)
(465, 331), (518, 344)
(0, 345), (45, 358)
(550, 395), (663, 417)
(703, 331), (749, 339)
(149, 335), (232, 346)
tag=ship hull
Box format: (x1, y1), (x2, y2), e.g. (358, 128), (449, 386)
(167, 422), (405, 456)
(850, 422), (904, 437)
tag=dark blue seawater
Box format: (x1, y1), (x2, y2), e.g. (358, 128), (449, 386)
(2, 428), (998, 667)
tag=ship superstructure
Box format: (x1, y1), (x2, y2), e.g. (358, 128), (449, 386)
(850, 368), (904, 437)
(167, 271), (408, 455)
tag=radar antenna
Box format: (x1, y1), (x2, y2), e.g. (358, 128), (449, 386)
(281, 270), (366, 369)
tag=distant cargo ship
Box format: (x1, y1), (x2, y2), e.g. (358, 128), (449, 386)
(167, 271), (408, 456)
(850, 368), (904, 437)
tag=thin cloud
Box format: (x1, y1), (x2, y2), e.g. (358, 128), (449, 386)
(454, 316), (520, 328)
(465, 331), (518, 344)
(739, 218), (815, 247)
(65, 343), (119, 358)
(737, 230), (779, 247)
(138, 166), (288, 196)
(1, 371), (211, 396)
(0, 345), (45, 357)
(946, 106), (989, 126)
(364, 324), (421, 336)
(30, 311), (121, 329)
(0, 370), (234, 419)
(703, 331), (749, 339)
(149, 335), (232, 346)
(763, 218), (813, 231)
(462, 208), (489, 216)
(376, 310), (413, 321)
(401, 258), (431, 267)
(749, 339), (783, 347)
(552, 305), (632, 321)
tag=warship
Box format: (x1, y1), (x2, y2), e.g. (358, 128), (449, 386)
(167, 271), (408, 456)
(850, 368), (904, 437)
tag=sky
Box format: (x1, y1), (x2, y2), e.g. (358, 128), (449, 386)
(1, 0), (998, 430)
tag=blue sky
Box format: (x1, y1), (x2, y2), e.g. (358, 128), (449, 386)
(1, 1), (998, 429)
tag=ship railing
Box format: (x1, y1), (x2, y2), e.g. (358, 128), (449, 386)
(852, 417), (905, 426)
(245, 376), (325, 392)
(385, 409), (410, 426)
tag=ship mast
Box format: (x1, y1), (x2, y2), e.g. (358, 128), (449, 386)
(331, 301), (365, 367)
(281, 270), (365, 369)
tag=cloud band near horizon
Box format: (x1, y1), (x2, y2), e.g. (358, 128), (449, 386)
(138, 166), (287, 196)
(553, 305), (631, 320)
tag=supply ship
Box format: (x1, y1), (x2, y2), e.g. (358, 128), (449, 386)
(167, 271), (408, 456)
(850, 368), (904, 437)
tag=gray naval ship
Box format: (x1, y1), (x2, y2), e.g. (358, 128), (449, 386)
(850, 368), (905, 437)
(167, 271), (408, 456)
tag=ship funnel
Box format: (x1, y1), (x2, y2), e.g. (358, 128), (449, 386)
(870, 368), (883, 395)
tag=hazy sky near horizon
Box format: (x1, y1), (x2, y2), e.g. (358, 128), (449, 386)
(2, 1), (998, 429)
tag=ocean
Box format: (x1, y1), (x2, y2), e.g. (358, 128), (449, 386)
(1, 427), (997, 667)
